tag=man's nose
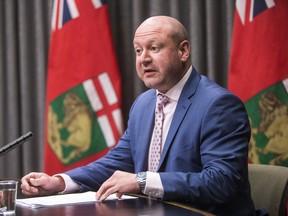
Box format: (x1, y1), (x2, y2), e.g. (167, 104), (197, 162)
(140, 50), (152, 64)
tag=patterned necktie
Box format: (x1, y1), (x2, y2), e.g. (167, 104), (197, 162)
(149, 93), (169, 172)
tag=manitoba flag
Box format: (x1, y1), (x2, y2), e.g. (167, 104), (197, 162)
(228, 0), (288, 166)
(44, 0), (124, 174)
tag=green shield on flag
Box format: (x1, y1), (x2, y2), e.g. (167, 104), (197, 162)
(245, 80), (288, 166)
(47, 82), (107, 165)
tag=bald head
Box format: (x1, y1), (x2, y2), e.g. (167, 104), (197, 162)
(135, 16), (189, 46)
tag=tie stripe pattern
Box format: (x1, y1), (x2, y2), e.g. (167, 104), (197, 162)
(149, 94), (169, 172)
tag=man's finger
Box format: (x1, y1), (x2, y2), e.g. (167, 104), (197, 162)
(116, 192), (123, 199)
(29, 178), (43, 186)
(96, 179), (115, 200)
(21, 187), (39, 196)
(99, 186), (118, 201)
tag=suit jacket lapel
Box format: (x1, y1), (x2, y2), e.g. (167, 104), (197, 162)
(136, 92), (156, 171)
(158, 68), (201, 170)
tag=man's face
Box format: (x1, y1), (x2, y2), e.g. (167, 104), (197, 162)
(133, 23), (184, 93)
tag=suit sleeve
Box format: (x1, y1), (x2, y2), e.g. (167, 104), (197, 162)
(64, 127), (135, 192)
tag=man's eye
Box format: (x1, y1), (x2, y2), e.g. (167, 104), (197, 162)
(151, 46), (159, 52)
(135, 48), (142, 55)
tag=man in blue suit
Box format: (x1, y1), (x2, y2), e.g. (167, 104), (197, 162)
(21, 16), (256, 215)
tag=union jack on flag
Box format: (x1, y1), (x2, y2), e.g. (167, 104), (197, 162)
(51, 0), (107, 30)
(236, 0), (275, 25)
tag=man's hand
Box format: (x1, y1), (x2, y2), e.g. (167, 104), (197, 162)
(96, 171), (140, 201)
(21, 172), (65, 196)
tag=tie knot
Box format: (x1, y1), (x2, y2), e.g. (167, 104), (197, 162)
(156, 94), (169, 110)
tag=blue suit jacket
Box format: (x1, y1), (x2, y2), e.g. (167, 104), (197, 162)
(66, 68), (256, 215)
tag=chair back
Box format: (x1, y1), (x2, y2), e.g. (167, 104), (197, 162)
(248, 164), (288, 216)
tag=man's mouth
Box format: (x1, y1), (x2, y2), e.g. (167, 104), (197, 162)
(144, 68), (156, 73)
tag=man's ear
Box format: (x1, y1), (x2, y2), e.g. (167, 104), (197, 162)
(178, 40), (190, 61)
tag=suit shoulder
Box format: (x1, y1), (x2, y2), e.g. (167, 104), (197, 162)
(130, 89), (155, 110)
(198, 75), (238, 99)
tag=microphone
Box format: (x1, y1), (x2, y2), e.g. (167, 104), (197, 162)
(0, 131), (33, 157)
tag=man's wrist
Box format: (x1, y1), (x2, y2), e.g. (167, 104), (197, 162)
(54, 176), (66, 193)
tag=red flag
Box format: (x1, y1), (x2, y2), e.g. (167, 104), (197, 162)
(228, 0), (288, 166)
(44, 0), (124, 174)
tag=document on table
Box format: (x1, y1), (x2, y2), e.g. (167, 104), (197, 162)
(16, 192), (138, 208)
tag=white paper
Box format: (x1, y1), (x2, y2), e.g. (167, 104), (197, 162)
(16, 192), (137, 208)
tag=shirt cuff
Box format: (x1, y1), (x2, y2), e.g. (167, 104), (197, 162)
(54, 173), (80, 194)
(143, 171), (164, 198)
